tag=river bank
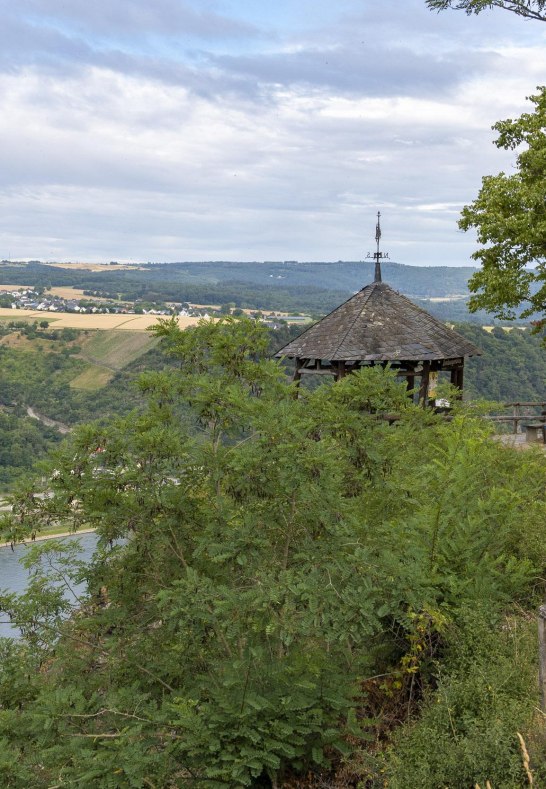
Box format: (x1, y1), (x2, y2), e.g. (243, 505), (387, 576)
(0, 527), (96, 550)
(0, 530), (100, 638)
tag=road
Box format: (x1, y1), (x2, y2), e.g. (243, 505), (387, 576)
(26, 406), (71, 434)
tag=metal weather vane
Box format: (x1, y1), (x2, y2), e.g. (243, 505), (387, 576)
(365, 211), (389, 282)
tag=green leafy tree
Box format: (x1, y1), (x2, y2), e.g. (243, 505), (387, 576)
(427, 0), (546, 22)
(426, 4), (546, 324)
(450, 87), (546, 324)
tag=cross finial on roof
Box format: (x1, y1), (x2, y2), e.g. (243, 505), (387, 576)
(374, 211), (382, 282)
(365, 212), (389, 282)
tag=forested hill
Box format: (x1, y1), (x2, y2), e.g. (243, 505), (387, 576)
(1, 260), (476, 297)
(155, 260), (476, 297)
(455, 324), (546, 403)
(0, 260), (481, 318)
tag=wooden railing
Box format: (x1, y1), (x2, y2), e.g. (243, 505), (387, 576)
(368, 402), (546, 435)
(484, 402), (546, 434)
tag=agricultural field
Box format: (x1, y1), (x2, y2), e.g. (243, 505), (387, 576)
(0, 314), (39, 327)
(0, 308), (201, 331)
(48, 286), (101, 300)
(42, 262), (148, 271)
(78, 330), (159, 370)
(69, 365), (114, 390)
(481, 325), (527, 334)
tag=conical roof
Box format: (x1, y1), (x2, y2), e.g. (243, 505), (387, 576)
(275, 281), (480, 362)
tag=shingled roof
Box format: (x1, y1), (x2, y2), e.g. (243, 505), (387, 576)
(275, 281), (480, 362)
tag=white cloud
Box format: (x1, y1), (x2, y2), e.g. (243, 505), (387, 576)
(0, 0), (543, 266)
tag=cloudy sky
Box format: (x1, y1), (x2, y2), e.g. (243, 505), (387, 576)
(0, 0), (544, 266)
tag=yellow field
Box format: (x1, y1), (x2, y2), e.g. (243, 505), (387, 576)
(0, 308), (203, 331)
(482, 326), (526, 333)
(0, 284), (31, 291)
(70, 366), (114, 390)
(188, 303), (295, 318)
(44, 262), (148, 272)
(48, 287), (104, 300)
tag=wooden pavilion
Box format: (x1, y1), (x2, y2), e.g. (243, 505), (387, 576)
(275, 214), (480, 405)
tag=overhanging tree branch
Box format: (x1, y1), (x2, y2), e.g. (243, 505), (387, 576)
(426, 0), (546, 22)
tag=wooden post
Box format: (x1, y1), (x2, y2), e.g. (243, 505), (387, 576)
(404, 364), (415, 401)
(457, 364), (464, 393)
(539, 604), (546, 715)
(418, 361), (430, 407)
(451, 364), (464, 398)
(406, 374), (415, 402)
(336, 361), (346, 380)
(293, 357), (302, 398)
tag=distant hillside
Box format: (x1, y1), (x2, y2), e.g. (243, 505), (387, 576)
(161, 260), (476, 298)
(0, 259), (475, 297)
(0, 320), (543, 490)
(0, 259), (509, 322)
(455, 324), (546, 403)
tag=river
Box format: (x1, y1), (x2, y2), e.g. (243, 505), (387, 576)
(0, 532), (99, 638)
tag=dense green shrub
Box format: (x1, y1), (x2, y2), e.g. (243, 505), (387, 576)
(383, 607), (542, 788)
(0, 317), (544, 787)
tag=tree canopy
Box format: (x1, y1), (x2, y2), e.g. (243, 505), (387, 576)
(426, 0), (546, 22)
(454, 87), (546, 325)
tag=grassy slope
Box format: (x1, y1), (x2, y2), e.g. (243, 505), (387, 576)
(77, 330), (159, 371)
(0, 328), (162, 489)
(70, 365), (114, 390)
